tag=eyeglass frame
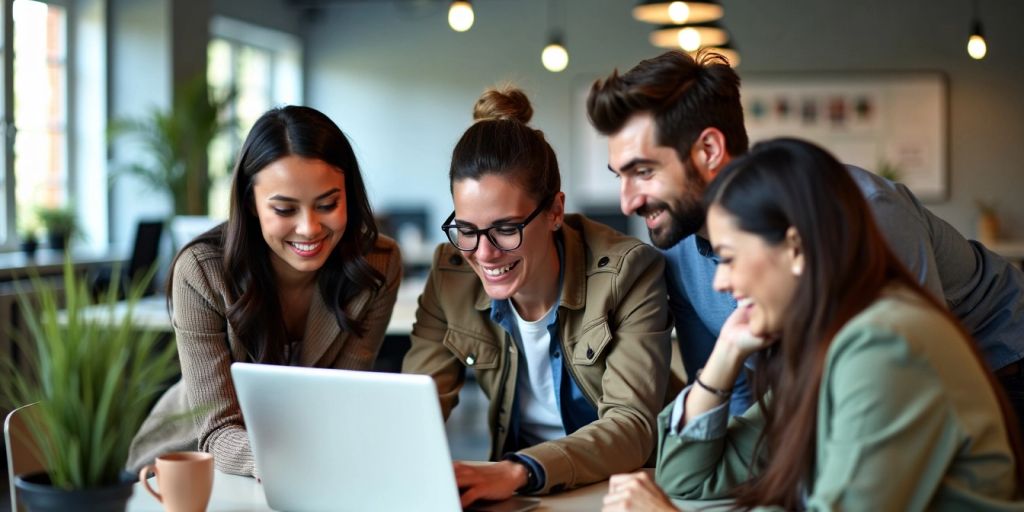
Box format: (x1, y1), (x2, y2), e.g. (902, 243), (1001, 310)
(440, 199), (551, 252)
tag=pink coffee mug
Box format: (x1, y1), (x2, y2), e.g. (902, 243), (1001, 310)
(138, 451), (214, 512)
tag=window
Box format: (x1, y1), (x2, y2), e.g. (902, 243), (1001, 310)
(206, 17), (302, 219)
(1, 0), (69, 248)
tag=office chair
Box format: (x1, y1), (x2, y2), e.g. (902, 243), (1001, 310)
(5, 403), (43, 512)
(91, 220), (164, 298)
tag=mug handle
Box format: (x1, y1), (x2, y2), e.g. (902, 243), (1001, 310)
(138, 464), (163, 503)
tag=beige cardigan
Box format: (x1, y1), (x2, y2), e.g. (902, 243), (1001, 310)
(127, 236), (401, 476)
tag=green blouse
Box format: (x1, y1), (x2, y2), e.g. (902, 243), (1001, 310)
(656, 285), (1022, 511)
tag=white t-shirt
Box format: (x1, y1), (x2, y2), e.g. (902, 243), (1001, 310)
(509, 300), (566, 445)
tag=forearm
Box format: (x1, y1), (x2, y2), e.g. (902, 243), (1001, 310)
(683, 340), (746, 425)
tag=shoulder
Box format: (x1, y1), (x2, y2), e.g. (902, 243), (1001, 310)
(173, 241), (224, 282)
(566, 214), (662, 274)
(827, 284), (960, 371)
(365, 234), (402, 276)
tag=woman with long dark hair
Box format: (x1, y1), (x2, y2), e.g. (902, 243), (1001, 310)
(128, 106), (402, 477)
(603, 138), (1022, 510)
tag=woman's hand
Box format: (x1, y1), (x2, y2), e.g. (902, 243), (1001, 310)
(717, 304), (774, 360)
(602, 472), (678, 512)
(453, 460), (528, 507)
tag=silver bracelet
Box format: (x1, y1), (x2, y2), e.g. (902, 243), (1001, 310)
(694, 368), (732, 399)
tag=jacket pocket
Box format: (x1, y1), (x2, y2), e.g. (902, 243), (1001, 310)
(442, 329), (501, 370)
(571, 319), (613, 366)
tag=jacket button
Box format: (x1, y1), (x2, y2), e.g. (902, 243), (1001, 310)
(466, 353), (476, 366)
(586, 346), (595, 359)
(597, 256), (609, 267)
(553, 350), (561, 359)
(448, 254), (463, 265)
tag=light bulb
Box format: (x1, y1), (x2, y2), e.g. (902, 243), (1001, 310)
(677, 27), (701, 51)
(668, 2), (690, 23)
(448, 1), (474, 32)
(968, 34), (987, 60)
(542, 43), (569, 72)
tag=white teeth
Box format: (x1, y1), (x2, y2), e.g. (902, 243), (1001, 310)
(291, 241), (321, 252)
(483, 262), (515, 276)
(737, 298), (754, 308)
(646, 210), (663, 221)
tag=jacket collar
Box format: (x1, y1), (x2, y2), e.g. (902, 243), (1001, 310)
(299, 284), (371, 366)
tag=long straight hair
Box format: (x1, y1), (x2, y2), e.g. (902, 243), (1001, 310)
(705, 138), (1023, 508)
(166, 106), (384, 364)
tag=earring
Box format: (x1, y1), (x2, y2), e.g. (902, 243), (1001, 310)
(791, 263), (803, 276)
(554, 223), (561, 230)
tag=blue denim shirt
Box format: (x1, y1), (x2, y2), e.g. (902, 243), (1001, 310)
(663, 234), (753, 415)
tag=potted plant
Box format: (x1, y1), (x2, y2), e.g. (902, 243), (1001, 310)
(19, 229), (40, 258)
(109, 75), (235, 217)
(0, 259), (181, 511)
(36, 206), (77, 252)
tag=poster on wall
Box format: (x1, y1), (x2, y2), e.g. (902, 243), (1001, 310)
(742, 72), (948, 201)
(572, 72), (949, 203)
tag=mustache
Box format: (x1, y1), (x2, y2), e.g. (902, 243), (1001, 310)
(636, 200), (671, 218)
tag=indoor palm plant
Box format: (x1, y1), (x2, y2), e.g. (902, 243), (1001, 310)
(110, 75), (235, 216)
(1, 259), (181, 511)
(36, 206), (77, 251)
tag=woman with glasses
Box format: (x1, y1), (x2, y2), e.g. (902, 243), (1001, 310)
(403, 86), (673, 506)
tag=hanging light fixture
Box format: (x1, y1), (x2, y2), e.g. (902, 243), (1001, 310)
(542, 34), (569, 72)
(448, 0), (474, 32)
(967, 0), (987, 60)
(632, 1), (723, 25)
(541, 0), (568, 72)
(649, 22), (729, 52)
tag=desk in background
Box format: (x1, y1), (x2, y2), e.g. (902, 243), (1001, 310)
(989, 240), (1024, 270)
(83, 277), (424, 337)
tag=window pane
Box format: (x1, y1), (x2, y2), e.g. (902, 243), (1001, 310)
(13, 0), (68, 233)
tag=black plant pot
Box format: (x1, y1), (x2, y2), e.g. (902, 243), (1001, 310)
(21, 238), (39, 258)
(46, 232), (67, 252)
(15, 472), (135, 512)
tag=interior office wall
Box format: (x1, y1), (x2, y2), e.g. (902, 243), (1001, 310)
(306, 0), (1024, 242)
(108, 0), (172, 253)
(106, 0), (305, 251)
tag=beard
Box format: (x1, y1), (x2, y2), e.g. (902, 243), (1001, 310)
(643, 157), (707, 249)
(643, 197), (705, 249)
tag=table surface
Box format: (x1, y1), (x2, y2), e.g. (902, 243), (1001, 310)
(69, 277), (425, 336)
(127, 469), (725, 511)
(0, 248), (122, 282)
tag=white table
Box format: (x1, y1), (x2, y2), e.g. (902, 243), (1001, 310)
(128, 469), (725, 511)
(70, 277), (426, 337)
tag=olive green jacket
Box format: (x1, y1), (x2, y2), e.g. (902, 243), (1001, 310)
(656, 285), (1022, 510)
(403, 214), (673, 494)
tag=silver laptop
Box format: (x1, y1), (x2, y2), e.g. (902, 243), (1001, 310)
(231, 363), (540, 512)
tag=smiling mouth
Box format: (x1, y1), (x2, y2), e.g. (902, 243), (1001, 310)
(288, 239), (325, 253)
(482, 260), (519, 276)
(737, 297), (754, 308)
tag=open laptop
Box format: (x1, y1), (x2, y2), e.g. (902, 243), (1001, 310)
(231, 363), (540, 512)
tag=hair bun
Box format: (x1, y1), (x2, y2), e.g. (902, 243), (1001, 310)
(473, 86), (534, 124)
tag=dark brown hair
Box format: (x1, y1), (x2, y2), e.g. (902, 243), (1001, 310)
(166, 106), (384, 364)
(705, 138), (1023, 508)
(586, 50), (748, 161)
(449, 85), (559, 207)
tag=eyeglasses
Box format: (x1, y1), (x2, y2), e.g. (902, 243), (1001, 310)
(441, 201), (548, 252)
